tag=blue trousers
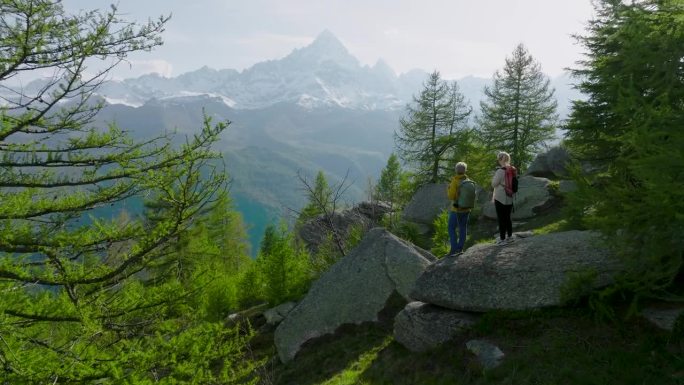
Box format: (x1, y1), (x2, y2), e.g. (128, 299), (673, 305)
(448, 211), (470, 254)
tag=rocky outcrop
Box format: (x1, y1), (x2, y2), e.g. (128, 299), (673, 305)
(641, 307), (684, 331)
(264, 302), (297, 326)
(298, 201), (391, 254)
(483, 176), (554, 220)
(402, 184), (450, 233)
(412, 231), (622, 312)
(274, 228), (435, 362)
(526, 146), (572, 179)
(466, 340), (505, 369)
(394, 302), (478, 352)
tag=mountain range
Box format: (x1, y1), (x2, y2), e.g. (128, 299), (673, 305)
(9, 30), (583, 253)
(88, 30), (579, 116)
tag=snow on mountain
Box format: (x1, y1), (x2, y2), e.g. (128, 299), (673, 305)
(84, 30), (427, 110)
(7, 30), (578, 114)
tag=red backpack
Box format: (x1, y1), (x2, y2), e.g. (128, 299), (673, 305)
(503, 166), (518, 197)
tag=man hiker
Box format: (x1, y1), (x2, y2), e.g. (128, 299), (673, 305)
(446, 162), (476, 257)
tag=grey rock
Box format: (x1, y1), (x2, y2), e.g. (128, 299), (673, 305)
(513, 231), (535, 238)
(412, 231), (622, 311)
(274, 228), (435, 362)
(402, 183), (450, 226)
(264, 302), (297, 325)
(298, 201), (391, 254)
(356, 201), (393, 222)
(394, 301), (478, 352)
(641, 307), (684, 331)
(483, 176), (553, 220)
(526, 146), (571, 179)
(476, 185), (490, 206)
(466, 340), (505, 369)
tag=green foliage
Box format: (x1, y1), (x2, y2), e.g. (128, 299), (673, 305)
(309, 232), (343, 277)
(298, 170), (333, 224)
(395, 71), (472, 184)
(564, 0), (684, 301)
(0, 2), (260, 382)
(346, 223), (366, 251)
(374, 154), (412, 228)
(430, 210), (450, 257)
(115, 322), (260, 385)
(532, 219), (572, 235)
(375, 154), (403, 203)
(237, 265), (264, 309)
(383, 219), (424, 248)
(560, 268), (600, 305)
(444, 129), (493, 188)
(308, 222), (368, 277)
(256, 223), (311, 306)
(547, 180), (560, 196)
(478, 43), (558, 170)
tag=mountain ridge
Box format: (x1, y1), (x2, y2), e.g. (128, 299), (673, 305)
(14, 30), (580, 116)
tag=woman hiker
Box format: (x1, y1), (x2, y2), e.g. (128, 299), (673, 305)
(491, 152), (515, 245)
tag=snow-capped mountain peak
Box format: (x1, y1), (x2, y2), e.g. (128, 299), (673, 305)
(67, 30), (427, 110)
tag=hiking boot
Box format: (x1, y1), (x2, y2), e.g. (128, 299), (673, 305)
(449, 251), (463, 257)
(495, 238), (506, 245)
(504, 237), (515, 244)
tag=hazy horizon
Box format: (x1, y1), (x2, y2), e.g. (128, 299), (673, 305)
(53, 0), (594, 81)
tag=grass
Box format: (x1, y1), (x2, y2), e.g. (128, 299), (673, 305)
(249, 308), (684, 385)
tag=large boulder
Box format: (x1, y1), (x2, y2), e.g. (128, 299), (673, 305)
(412, 231), (622, 312)
(298, 201), (391, 254)
(526, 146), (571, 179)
(274, 228), (435, 362)
(394, 301), (478, 352)
(402, 183), (450, 232)
(482, 176), (553, 220)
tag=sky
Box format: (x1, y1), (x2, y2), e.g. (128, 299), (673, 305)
(61, 0), (596, 80)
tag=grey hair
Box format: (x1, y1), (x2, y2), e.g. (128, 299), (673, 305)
(455, 161), (467, 174)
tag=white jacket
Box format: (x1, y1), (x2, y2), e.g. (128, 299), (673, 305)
(491, 167), (514, 205)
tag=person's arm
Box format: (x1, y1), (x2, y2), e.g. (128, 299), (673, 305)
(447, 177), (459, 201)
(491, 168), (503, 189)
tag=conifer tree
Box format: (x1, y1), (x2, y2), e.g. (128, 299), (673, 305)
(375, 153), (403, 203)
(564, 0), (684, 298)
(204, 193), (252, 274)
(296, 169), (352, 256)
(0, 2), (254, 382)
(298, 170), (333, 223)
(375, 153), (411, 227)
(257, 222), (310, 305)
(478, 44), (558, 169)
(395, 71), (472, 183)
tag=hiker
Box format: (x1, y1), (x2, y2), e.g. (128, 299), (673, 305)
(491, 151), (515, 244)
(446, 162), (475, 256)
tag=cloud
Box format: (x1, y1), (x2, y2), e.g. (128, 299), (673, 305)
(230, 32), (312, 47)
(383, 28), (400, 37)
(126, 59), (174, 77)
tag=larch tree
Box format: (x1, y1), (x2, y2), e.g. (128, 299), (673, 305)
(0, 1), (254, 382)
(375, 153), (411, 228)
(297, 170), (333, 223)
(478, 43), (558, 170)
(564, 0), (684, 300)
(395, 71), (471, 184)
